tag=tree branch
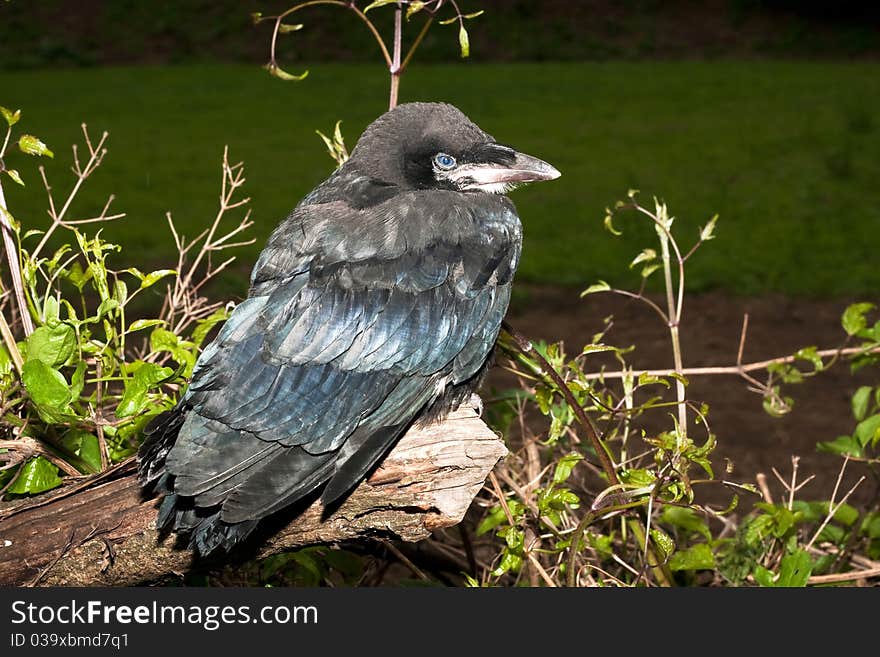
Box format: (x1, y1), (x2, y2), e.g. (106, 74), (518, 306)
(0, 403), (505, 586)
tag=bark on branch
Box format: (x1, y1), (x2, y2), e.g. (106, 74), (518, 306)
(0, 403), (505, 586)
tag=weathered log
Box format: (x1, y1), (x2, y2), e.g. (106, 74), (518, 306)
(0, 403), (505, 586)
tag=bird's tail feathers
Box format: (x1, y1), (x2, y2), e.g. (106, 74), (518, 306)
(320, 423), (407, 506)
(138, 408), (186, 488)
(156, 488), (259, 556)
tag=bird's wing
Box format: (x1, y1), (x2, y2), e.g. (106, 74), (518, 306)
(163, 182), (521, 521)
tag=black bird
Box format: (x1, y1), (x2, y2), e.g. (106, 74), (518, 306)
(138, 102), (560, 555)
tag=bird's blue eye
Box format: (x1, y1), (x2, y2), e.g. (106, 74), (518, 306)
(434, 153), (456, 170)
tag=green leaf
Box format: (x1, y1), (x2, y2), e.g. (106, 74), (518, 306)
(669, 543), (715, 571)
(492, 551), (522, 576)
(661, 507), (712, 540)
(191, 307), (229, 348)
(852, 386), (873, 421)
(534, 385), (553, 414)
(0, 343), (13, 377)
(629, 248), (656, 269)
(363, 0), (397, 12)
(699, 214), (719, 241)
(553, 453), (583, 484)
(503, 526), (524, 551)
(855, 414), (880, 448)
(619, 468), (656, 487)
(290, 550), (322, 581)
(22, 359), (72, 422)
(638, 372), (670, 388)
(776, 549), (812, 587)
(0, 105), (21, 126)
(842, 302), (874, 336)
(832, 502), (859, 527)
(752, 564), (776, 587)
(64, 261), (93, 291)
(150, 327), (196, 375)
(538, 488), (579, 513)
(641, 263), (661, 279)
(149, 328), (178, 352)
(7, 456), (62, 495)
(115, 362), (174, 418)
(263, 62), (309, 81)
(322, 549), (364, 582)
(458, 25), (470, 58)
(438, 16), (458, 25)
(817, 434), (862, 457)
(43, 296), (61, 327)
(795, 346), (824, 372)
(406, 1), (425, 18)
(69, 361), (86, 400)
(476, 506), (508, 536)
(463, 10), (485, 19)
(603, 213), (623, 236)
(127, 319), (165, 333)
(59, 430), (102, 473)
(649, 528), (674, 562)
(96, 298), (119, 321)
(580, 280), (610, 297)
(18, 134), (54, 158)
(5, 169), (24, 186)
(0, 204), (19, 231)
(278, 23), (304, 33)
(581, 343), (615, 355)
(25, 324), (76, 368)
(862, 513), (880, 539)
(743, 513), (775, 547)
(139, 269), (176, 289)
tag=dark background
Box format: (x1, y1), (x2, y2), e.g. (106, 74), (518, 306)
(2, 0), (879, 69)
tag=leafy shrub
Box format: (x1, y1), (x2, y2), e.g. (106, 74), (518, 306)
(0, 109), (251, 496)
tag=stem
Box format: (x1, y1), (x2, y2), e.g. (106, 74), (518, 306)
(0, 311), (23, 375)
(656, 222), (687, 441)
(94, 359), (108, 471)
(565, 501), (672, 587)
(0, 180), (35, 335)
(502, 321), (618, 486)
(388, 3), (403, 110)
(626, 517), (673, 587)
(569, 345), (880, 382)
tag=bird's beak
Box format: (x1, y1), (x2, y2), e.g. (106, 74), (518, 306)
(445, 147), (560, 193)
(482, 150), (562, 184)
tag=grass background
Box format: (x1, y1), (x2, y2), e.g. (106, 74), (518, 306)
(1, 60), (878, 298)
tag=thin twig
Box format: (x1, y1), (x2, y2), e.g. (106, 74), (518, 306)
(805, 458), (865, 552)
(0, 180), (34, 335)
(502, 321), (618, 486)
(569, 345), (880, 382)
(737, 313), (749, 365)
(94, 359), (108, 471)
(526, 551), (557, 587)
(388, 2), (403, 110)
(807, 566), (880, 585)
(379, 539), (431, 582)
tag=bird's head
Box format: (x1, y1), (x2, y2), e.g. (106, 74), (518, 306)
(346, 102), (560, 194)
